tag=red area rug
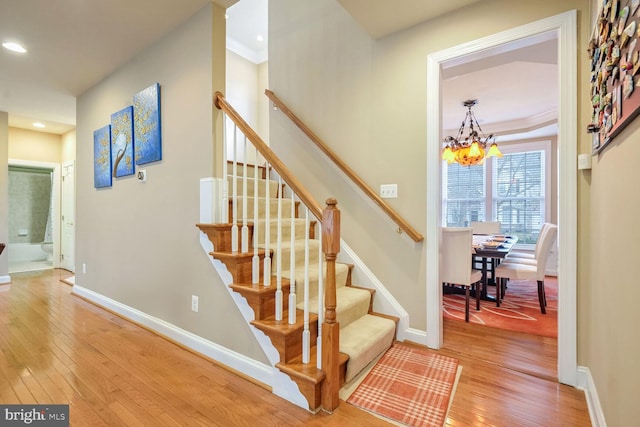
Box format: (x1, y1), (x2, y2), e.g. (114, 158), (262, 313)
(443, 277), (558, 338)
(347, 343), (458, 427)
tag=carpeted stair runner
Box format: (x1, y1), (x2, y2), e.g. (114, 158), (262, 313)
(227, 175), (396, 385)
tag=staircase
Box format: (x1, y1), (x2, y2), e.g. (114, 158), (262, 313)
(197, 170), (397, 413)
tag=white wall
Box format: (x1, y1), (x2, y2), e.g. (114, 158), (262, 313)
(75, 4), (268, 363)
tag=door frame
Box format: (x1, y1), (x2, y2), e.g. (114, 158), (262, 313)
(425, 10), (578, 386)
(8, 158), (62, 269)
(60, 160), (75, 272)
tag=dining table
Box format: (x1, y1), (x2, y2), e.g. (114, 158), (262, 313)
(472, 234), (518, 302)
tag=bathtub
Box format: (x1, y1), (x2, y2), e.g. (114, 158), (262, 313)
(7, 242), (49, 264)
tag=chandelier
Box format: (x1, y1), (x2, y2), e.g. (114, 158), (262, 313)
(442, 99), (502, 166)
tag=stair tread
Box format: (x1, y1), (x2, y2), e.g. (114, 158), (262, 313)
(229, 279), (291, 293)
(299, 286), (372, 327)
(251, 310), (318, 334)
(340, 314), (396, 354)
(210, 249), (268, 259)
(339, 314), (396, 383)
(277, 349), (349, 384)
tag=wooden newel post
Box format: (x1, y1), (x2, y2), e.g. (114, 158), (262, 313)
(321, 198), (340, 412)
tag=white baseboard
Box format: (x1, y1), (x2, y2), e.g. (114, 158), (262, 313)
(402, 327), (428, 345)
(577, 366), (607, 427)
(0, 275), (10, 284)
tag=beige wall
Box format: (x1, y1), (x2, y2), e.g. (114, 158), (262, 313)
(226, 50), (270, 167)
(61, 130), (76, 163)
(588, 115), (640, 423)
(227, 50), (259, 131)
(75, 4), (267, 363)
(268, 0), (640, 423)
(269, 0), (589, 329)
(257, 61), (269, 144)
(8, 127), (62, 163)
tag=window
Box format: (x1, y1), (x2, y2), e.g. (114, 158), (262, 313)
(442, 140), (551, 246)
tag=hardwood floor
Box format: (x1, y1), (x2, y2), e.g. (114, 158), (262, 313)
(0, 270), (590, 426)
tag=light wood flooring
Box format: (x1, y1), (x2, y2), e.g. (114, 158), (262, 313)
(0, 269), (591, 426)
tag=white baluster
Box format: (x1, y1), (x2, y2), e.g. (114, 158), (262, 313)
(263, 163), (271, 287)
(252, 144), (259, 284)
(302, 207), (310, 364)
(241, 136), (249, 253)
(231, 125), (238, 253)
(288, 191), (296, 325)
(275, 176), (283, 321)
(221, 113), (228, 223)
(316, 222), (323, 369)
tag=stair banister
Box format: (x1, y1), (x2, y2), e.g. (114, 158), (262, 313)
(222, 119), (229, 223)
(321, 198), (340, 412)
(215, 91), (342, 410)
(288, 189), (297, 325)
(252, 144), (260, 284)
(215, 91), (322, 219)
(241, 136), (249, 253)
(265, 89), (424, 243)
(231, 126), (239, 252)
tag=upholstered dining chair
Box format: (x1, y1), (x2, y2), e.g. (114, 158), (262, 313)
(442, 227), (483, 322)
(470, 221), (501, 235)
(504, 222), (553, 262)
(493, 224), (558, 314)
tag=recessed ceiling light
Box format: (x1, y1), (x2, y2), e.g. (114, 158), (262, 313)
(257, 35), (264, 42)
(33, 122), (46, 128)
(2, 42), (27, 53)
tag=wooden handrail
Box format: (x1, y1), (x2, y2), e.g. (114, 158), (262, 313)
(265, 89), (424, 243)
(215, 92), (322, 220)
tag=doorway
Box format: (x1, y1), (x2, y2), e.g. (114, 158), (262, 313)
(7, 159), (61, 273)
(60, 161), (75, 272)
(425, 11), (578, 386)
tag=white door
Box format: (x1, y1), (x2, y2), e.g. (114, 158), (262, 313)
(60, 161), (75, 272)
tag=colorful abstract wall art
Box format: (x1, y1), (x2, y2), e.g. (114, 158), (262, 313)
(111, 105), (135, 177)
(133, 83), (162, 165)
(93, 125), (112, 188)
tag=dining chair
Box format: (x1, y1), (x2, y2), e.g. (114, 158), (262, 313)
(470, 221), (501, 235)
(493, 224), (558, 313)
(505, 223), (552, 262)
(442, 227), (483, 322)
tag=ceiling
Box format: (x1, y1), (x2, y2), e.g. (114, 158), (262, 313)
(0, 0), (217, 134)
(337, 0), (483, 39)
(1, 0), (556, 141)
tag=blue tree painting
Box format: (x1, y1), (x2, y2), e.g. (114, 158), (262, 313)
(111, 106), (135, 177)
(93, 125), (112, 188)
(134, 83), (162, 165)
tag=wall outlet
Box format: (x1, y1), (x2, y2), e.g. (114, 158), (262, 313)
(82, 263), (86, 274)
(137, 169), (147, 182)
(380, 184), (398, 199)
(191, 295), (199, 312)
